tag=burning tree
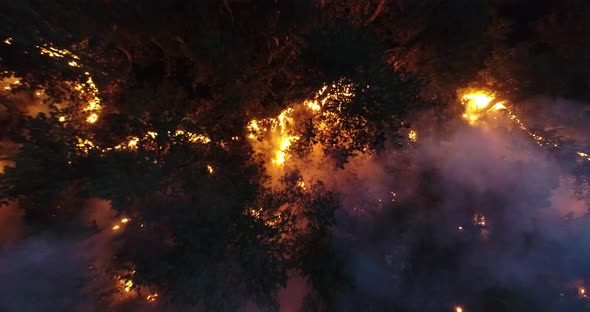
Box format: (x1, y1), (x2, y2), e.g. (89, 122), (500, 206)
(2, 1), (590, 312)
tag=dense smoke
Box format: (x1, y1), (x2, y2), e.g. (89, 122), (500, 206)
(272, 98), (590, 311)
(2, 1), (590, 310)
(0, 199), (145, 311)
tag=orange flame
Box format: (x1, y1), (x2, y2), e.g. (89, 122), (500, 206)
(146, 293), (159, 303)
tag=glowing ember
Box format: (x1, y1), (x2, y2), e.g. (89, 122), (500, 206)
(86, 113), (98, 123)
(473, 213), (487, 226)
(173, 130), (211, 144)
(579, 287), (587, 297)
(245, 207), (282, 227)
(146, 293), (159, 302)
(207, 165), (214, 174)
(127, 137), (139, 149)
(123, 279), (133, 292)
(76, 138), (97, 154)
(37, 45), (80, 60)
(248, 208), (262, 220)
(455, 306), (464, 312)
(58, 116), (66, 122)
(297, 180), (306, 189)
(111, 218), (131, 231)
(147, 131), (158, 139)
(408, 129), (417, 142)
(36, 43), (103, 123)
(190, 134), (211, 144)
(4, 37), (13, 45)
(305, 99), (322, 111)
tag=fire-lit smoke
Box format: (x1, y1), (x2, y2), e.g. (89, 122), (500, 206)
(257, 87), (590, 310)
(4, 33), (590, 310)
(459, 89), (590, 163)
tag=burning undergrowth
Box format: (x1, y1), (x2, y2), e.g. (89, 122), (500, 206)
(2, 33), (590, 312)
(243, 85), (590, 311)
(288, 94), (590, 311)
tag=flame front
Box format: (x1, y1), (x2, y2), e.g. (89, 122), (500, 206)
(247, 80), (355, 170)
(460, 89), (590, 162)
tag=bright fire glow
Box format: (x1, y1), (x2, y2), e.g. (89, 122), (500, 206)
(455, 306), (464, 312)
(147, 131), (158, 139)
(297, 180), (306, 189)
(37, 45), (80, 60)
(86, 113), (98, 123)
(247, 80), (356, 168)
(146, 293), (159, 302)
(123, 279), (133, 292)
(173, 130), (211, 144)
(35, 43), (102, 123)
(408, 129), (417, 142)
(127, 137), (139, 149)
(112, 217), (131, 231)
(460, 89), (590, 162)
(460, 90), (496, 124)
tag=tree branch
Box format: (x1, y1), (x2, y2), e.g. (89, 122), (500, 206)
(366, 0), (387, 24)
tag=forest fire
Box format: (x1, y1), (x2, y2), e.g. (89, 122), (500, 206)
(460, 89), (590, 161)
(2, 2), (590, 311)
(247, 80), (355, 169)
(37, 44), (80, 60)
(248, 107), (299, 166)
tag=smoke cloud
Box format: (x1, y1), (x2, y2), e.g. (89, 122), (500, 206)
(272, 98), (590, 311)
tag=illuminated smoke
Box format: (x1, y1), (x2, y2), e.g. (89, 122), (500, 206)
(4, 34), (590, 310)
(459, 89), (590, 162)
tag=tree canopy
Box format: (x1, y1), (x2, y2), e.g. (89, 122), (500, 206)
(2, 1), (590, 311)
